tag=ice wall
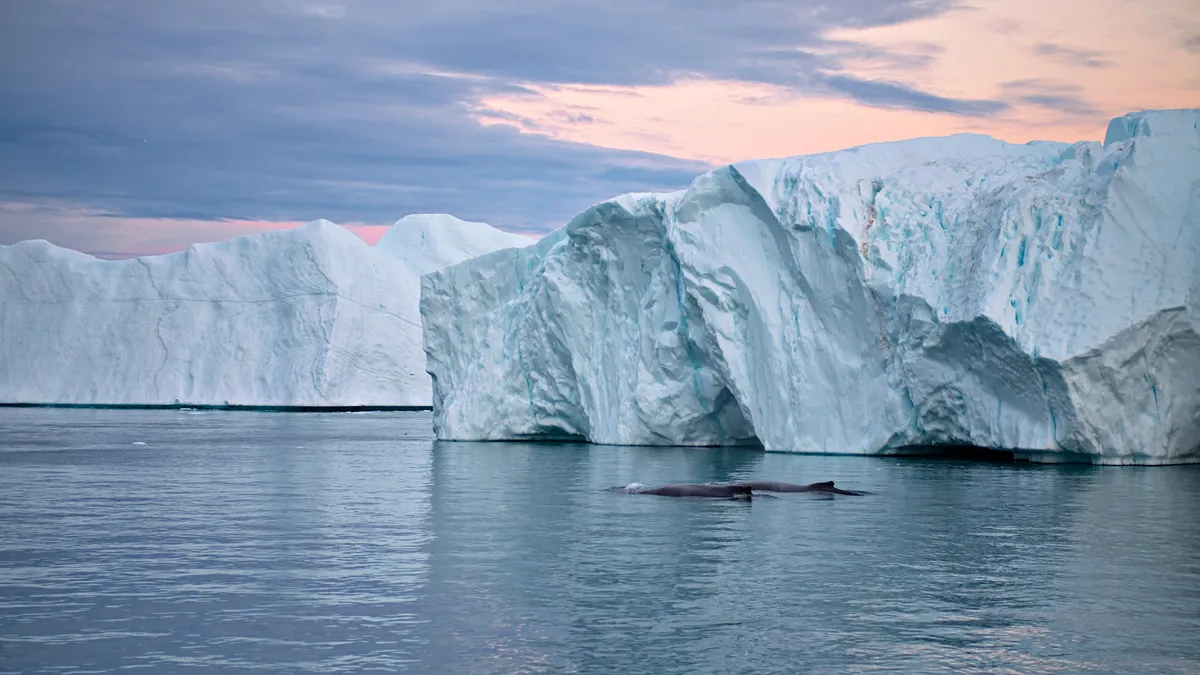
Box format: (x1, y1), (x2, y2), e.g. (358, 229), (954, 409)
(421, 110), (1200, 464)
(0, 216), (530, 407)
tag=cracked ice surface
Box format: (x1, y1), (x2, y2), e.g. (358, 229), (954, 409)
(422, 109), (1200, 464)
(0, 215), (531, 406)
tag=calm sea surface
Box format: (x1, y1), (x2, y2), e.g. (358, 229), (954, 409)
(1, 408), (1198, 674)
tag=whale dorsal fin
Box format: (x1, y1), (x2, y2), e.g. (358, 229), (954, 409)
(813, 481), (835, 487)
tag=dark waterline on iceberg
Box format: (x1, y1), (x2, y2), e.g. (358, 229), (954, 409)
(0, 402), (432, 412)
(2, 408), (1199, 674)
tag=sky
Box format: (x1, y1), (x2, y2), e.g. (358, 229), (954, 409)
(1, 0), (1197, 257)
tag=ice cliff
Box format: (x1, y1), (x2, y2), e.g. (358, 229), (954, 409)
(421, 109), (1200, 464)
(0, 216), (530, 407)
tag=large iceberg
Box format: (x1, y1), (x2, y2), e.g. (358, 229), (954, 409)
(421, 110), (1200, 464)
(0, 215), (530, 407)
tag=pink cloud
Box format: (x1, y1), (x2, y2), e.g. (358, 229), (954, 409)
(473, 0), (1200, 165)
(0, 203), (397, 258)
(346, 225), (391, 245)
(0, 203), (539, 257)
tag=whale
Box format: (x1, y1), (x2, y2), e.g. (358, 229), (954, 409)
(733, 480), (865, 496)
(617, 482), (753, 499)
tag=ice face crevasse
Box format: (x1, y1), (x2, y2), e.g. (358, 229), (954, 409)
(0, 215), (532, 407)
(420, 109), (1200, 464)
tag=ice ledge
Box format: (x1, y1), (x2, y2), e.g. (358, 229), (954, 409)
(1104, 108), (1200, 146)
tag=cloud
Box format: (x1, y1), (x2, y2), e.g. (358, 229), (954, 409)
(1001, 80), (1098, 117)
(1035, 42), (1113, 69)
(0, 202), (305, 257)
(823, 75), (1008, 115)
(546, 110), (598, 125)
(1185, 35), (1200, 52)
(990, 18), (1026, 35)
(819, 38), (947, 74)
(0, 0), (985, 249)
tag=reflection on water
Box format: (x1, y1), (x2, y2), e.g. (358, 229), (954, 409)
(1, 409), (1198, 674)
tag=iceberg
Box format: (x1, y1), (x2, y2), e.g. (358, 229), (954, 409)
(421, 109), (1200, 464)
(0, 216), (531, 407)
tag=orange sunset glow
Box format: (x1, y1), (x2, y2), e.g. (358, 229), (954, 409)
(474, 0), (1200, 165)
(1, 0), (1197, 255)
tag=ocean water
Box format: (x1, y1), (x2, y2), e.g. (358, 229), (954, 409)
(1, 408), (1198, 674)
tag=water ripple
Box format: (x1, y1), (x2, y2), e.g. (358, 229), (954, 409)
(1, 409), (1199, 674)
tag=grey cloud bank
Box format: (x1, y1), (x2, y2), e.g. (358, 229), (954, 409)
(2, 0), (1010, 252)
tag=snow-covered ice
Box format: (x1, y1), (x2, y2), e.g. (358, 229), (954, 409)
(375, 214), (536, 278)
(421, 109), (1200, 464)
(0, 215), (531, 407)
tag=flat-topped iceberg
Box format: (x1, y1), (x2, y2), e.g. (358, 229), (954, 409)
(0, 215), (531, 407)
(421, 109), (1200, 464)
